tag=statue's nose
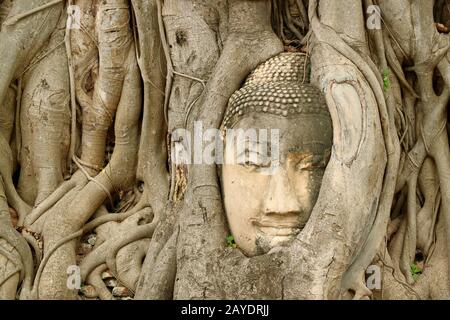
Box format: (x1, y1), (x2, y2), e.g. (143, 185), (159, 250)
(263, 167), (301, 215)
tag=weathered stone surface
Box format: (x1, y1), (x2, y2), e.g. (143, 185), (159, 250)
(112, 286), (132, 297)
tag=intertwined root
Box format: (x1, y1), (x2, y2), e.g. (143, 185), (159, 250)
(0, 0), (152, 300)
(0, 177), (34, 300)
(80, 0), (133, 174)
(0, 134), (31, 226)
(35, 42), (143, 299)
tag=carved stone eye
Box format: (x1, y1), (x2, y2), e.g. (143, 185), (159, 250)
(296, 155), (325, 171)
(237, 151), (271, 169)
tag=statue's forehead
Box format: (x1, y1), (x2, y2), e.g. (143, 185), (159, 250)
(226, 114), (332, 154)
(230, 112), (331, 133)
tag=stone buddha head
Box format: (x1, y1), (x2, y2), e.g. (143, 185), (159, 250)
(220, 53), (332, 256)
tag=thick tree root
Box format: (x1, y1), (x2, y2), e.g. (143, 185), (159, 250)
(115, 239), (149, 292)
(20, 13), (70, 207)
(36, 44), (142, 298)
(80, 210), (154, 284)
(24, 173), (86, 228)
(105, 222), (157, 278)
(86, 264), (114, 300)
(0, 177), (34, 299)
(0, 0), (64, 106)
(0, 135), (31, 225)
(136, 227), (178, 300)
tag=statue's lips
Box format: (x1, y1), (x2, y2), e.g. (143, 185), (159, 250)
(257, 226), (301, 237)
(252, 215), (302, 237)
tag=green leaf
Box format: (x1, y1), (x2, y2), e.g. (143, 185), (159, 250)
(226, 235), (236, 248)
(382, 69), (391, 91)
(410, 263), (422, 281)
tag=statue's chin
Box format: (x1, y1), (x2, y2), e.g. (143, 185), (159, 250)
(266, 233), (300, 247)
(250, 227), (302, 256)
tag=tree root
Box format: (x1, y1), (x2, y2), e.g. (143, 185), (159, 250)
(135, 201), (179, 298)
(0, 135), (32, 225)
(86, 264), (113, 300)
(30, 228), (82, 299)
(22, 230), (42, 267)
(105, 222), (157, 278)
(0, 177), (34, 298)
(417, 159), (440, 257)
(136, 226), (178, 299)
(0, 0), (64, 107)
(115, 239), (149, 292)
(20, 17), (70, 207)
(83, 198), (149, 235)
(131, 0), (169, 222)
(0, 266), (20, 290)
(0, 245), (23, 284)
(80, 216), (155, 286)
(298, 0), (400, 299)
(24, 172), (87, 227)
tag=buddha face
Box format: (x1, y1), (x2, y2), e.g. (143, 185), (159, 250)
(221, 113), (332, 256)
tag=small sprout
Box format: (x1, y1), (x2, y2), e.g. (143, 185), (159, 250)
(226, 235), (237, 248)
(410, 263), (422, 281)
(382, 69), (391, 91)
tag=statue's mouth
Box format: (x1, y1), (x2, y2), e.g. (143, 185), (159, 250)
(256, 225), (301, 237)
(252, 213), (303, 237)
